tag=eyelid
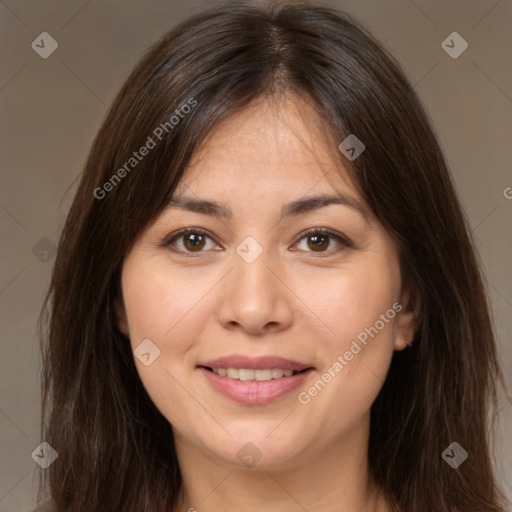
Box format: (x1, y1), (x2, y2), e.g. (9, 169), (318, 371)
(162, 226), (213, 244)
(291, 227), (353, 253)
(161, 227), (221, 255)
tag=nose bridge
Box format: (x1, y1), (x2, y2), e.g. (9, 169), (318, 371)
(231, 235), (278, 303)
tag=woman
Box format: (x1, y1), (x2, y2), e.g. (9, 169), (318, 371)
(37, 0), (510, 510)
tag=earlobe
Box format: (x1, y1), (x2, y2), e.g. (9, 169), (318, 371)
(394, 287), (421, 351)
(114, 298), (130, 337)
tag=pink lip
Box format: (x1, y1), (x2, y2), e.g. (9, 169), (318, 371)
(200, 368), (314, 405)
(197, 355), (315, 405)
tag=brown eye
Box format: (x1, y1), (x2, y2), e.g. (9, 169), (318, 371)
(293, 228), (352, 254)
(307, 234), (330, 251)
(164, 228), (218, 254)
(183, 232), (206, 251)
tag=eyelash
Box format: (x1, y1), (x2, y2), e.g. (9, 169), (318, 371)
(162, 227), (353, 256)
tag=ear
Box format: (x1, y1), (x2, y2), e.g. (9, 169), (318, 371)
(394, 285), (421, 351)
(114, 297), (130, 338)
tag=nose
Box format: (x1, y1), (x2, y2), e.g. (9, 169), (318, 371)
(215, 244), (294, 336)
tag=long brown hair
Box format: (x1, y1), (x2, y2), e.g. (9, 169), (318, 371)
(38, 1), (509, 510)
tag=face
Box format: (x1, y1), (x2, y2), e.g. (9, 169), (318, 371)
(117, 95), (417, 471)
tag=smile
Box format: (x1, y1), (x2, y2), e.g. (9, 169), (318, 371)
(209, 367), (300, 380)
(197, 355), (315, 405)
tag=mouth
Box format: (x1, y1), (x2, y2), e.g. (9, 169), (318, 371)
(200, 367), (309, 381)
(197, 355), (315, 405)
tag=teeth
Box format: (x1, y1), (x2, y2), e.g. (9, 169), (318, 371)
(227, 368), (239, 379)
(211, 367), (298, 381)
(239, 368), (254, 381)
(255, 369), (272, 381)
(271, 368), (284, 379)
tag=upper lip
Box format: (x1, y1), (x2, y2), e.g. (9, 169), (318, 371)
(199, 355), (314, 371)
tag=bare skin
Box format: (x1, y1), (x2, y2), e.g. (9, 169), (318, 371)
(117, 95), (417, 511)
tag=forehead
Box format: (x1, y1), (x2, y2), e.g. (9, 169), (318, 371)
(177, 94), (357, 197)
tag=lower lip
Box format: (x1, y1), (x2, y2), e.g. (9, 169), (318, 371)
(199, 367), (314, 405)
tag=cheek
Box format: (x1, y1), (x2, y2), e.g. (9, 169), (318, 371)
(121, 259), (215, 347)
(121, 258), (216, 431)
(296, 254), (400, 352)
(292, 251), (400, 411)
(292, 250), (400, 425)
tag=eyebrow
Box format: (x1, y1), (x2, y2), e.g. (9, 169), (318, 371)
(166, 193), (369, 221)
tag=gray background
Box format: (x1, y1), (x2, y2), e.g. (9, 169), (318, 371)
(0, 0), (511, 510)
